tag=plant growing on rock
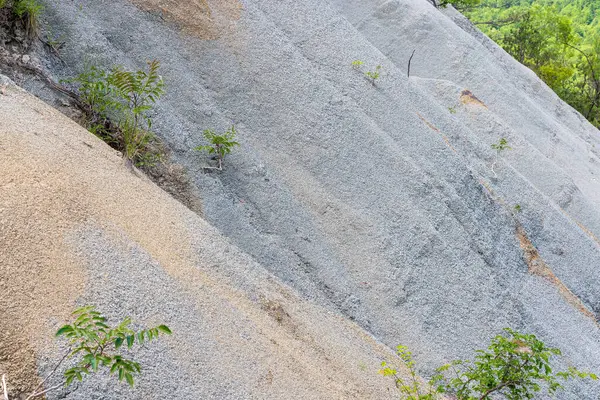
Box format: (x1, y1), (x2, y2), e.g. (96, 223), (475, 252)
(70, 60), (165, 166)
(380, 328), (596, 399)
(381, 345), (438, 399)
(12, 0), (43, 38)
(70, 64), (113, 123)
(352, 60), (364, 69)
(491, 137), (511, 154)
(490, 137), (511, 178)
(365, 65), (382, 85)
(110, 60), (165, 164)
(351, 60), (383, 85)
(0, 305), (171, 399)
(194, 125), (240, 170)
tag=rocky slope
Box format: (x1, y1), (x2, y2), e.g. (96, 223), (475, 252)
(2, 0), (600, 398)
(0, 76), (400, 399)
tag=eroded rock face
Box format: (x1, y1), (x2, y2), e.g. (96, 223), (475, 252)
(0, 76), (399, 399)
(129, 0), (243, 39)
(4, 0), (600, 398)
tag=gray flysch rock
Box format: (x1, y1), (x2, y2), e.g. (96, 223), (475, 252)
(0, 76), (400, 399)
(2, 0), (600, 398)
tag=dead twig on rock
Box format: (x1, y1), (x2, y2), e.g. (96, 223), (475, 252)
(36, 34), (66, 65)
(407, 49), (416, 78)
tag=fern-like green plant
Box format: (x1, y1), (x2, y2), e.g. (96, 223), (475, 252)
(70, 61), (165, 166)
(12, 0), (43, 38)
(194, 125), (240, 170)
(109, 60), (165, 163)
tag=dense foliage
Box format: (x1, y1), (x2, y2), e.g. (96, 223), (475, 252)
(462, 0), (600, 127)
(381, 328), (597, 399)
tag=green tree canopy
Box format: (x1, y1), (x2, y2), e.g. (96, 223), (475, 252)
(463, 0), (600, 127)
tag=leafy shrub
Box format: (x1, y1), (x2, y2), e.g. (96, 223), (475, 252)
(70, 65), (113, 134)
(110, 60), (165, 163)
(12, 0), (43, 38)
(194, 125), (240, 170)
(70, 60), (165, 166)
(56, 306), (171, 387)
(381, 328), (597, 399)
(1, 305), (171, 399)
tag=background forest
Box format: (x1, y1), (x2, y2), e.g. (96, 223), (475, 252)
(458, 0), (600, 128)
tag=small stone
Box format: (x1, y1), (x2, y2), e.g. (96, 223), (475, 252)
(21, 54), (30, 64)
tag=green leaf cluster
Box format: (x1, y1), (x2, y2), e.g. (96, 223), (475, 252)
(365, 65), (383, 83)
(491, 137), (511, 154)
(8, 0), (43, 37)
(352, 60), (364, 69)
(437, 0), (482, 10)
(463, 0), (600, 127)
(56, 305), (171, 388)
(194, 125), (240, 170)
(380, 345), (438, 399)
(381, 328), (597, 399)
(70, 60), (165, 166)
(351, 60), (383, 85)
